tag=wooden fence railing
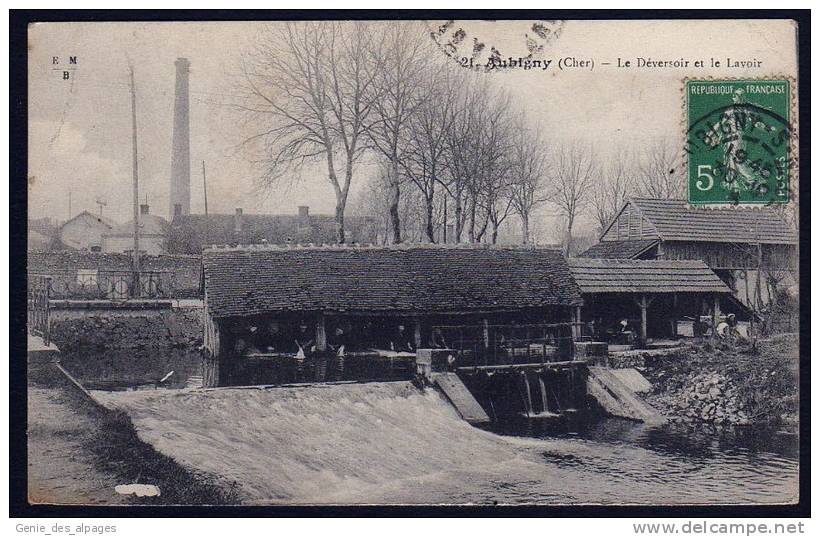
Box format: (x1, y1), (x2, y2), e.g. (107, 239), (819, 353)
(28, 275), (51, 345)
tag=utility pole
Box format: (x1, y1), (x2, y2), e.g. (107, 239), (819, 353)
(68, 190), (72, 220)
(129, 64), (141, 296)
(443, 194), (447, 244)
(202, 160), (209, 246)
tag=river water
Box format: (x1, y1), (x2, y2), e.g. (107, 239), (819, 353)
(94, 382), (799, 505)
(479, 414), (799, 505)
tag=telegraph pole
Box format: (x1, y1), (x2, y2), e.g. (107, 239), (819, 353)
(202, 160), (209, 246)
(129, 65), (141, 295)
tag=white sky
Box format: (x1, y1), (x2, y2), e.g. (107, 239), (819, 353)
(27, 19), (797, 240)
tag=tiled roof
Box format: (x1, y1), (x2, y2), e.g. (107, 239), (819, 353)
(203, 245), (583, 318)
(630, 198), (797, 244)
(578, 239), (659, 259)
(167, 213), (379, 254)
(567, 258), (731, 294)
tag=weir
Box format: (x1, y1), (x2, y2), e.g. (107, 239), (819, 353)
(419, 349), (663, 426)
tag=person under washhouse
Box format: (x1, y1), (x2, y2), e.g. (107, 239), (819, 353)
(293, 322), (315, 380)
(327, 326), (350, 380)
(390, 324), (416, 354)
(261, 320), (286, 353)
(233, 334), (261, 385)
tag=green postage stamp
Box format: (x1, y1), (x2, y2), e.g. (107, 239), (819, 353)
(685, 79), (793, 206)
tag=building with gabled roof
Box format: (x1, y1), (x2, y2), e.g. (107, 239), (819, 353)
(580, 198), (797, 270)
(579, 197), (798, 311)
(101, 204), (168, 255)
(57, 211), (118, 252)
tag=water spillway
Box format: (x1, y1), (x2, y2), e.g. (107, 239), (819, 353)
(92, 380), (797, 505)
(457, 364), (587, 420)
(94, 382), (525, 503)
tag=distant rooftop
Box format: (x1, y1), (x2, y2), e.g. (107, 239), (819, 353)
(167, 208), (379, 254)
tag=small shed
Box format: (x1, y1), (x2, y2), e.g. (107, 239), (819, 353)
(201, 244), (584, 387)
(568, 258), (735, 343)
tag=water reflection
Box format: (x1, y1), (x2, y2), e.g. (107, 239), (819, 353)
(480, 413), (798, 504)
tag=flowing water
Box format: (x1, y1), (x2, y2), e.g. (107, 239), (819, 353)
(93, 381), (798, 505)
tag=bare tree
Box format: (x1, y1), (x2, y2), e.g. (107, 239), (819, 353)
(634, 137), (685, 199)
(589, 152), (634, 236)
(234, 22), (380, 243)
(366, 22), (432, 244)
(442, 79), (483, 243)
(442, 79), (515, 243)
(471, 90), (515, 244)
(399, 67), (457, 242)
(548, 142), (598, 254)
(353, 161), (428, 244)
(508, 119), (550, 243)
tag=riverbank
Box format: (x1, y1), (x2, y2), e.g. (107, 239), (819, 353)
(640, 336), (799, 428)
(27, 363), (240, 505)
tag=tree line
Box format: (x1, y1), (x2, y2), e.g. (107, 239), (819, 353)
(233, 21), (685, 251)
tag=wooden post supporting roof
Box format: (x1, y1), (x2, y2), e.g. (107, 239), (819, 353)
(632, 294), (656, 347)
(640, 295), (648, 345)
(316, 313), (326, 352)
(712, 294), (721, 340)
(672, 293), (679, 338)
(414, 318), (422, 349)
(203, 314), (221, 388)
(573, 306), (582, 339)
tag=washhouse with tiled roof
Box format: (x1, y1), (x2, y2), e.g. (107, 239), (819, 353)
(200, 244), (584, 387)
(567, 258), (750, 344)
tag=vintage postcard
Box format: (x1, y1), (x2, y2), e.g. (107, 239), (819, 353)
(21, 15), (804, 510)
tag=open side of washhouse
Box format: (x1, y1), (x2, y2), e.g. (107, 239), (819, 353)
(567, 258), (751, 348)
(200, 244), (584, 388)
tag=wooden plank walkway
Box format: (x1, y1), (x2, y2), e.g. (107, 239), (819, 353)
(432, 373), (490, 424)
(587, 367), (666, 425)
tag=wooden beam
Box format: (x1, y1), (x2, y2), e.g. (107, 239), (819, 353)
(573, 306), (582, 339)
(640, 294), (648, 345)
(414, 317), (423, 349)
(672, 293), (678, 338)
(203, 315), (221, 388)
(316, 313), (326, 352)
(482, 318), (489, 349)
(712, 294), (721, 340)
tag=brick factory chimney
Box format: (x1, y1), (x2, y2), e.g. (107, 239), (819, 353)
(140, 204), (150, 215)
(169, 57), (191, 218)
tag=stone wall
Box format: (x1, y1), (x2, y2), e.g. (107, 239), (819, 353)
(49, 305), (204, 387)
